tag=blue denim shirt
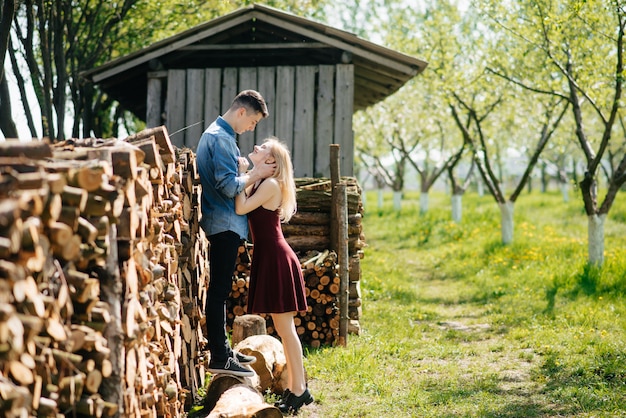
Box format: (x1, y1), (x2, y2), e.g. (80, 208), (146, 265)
(197, 117), (248, 240)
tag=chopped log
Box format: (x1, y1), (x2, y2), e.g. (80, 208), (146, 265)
(66, 163), (109, 192)
(15, 170), (47, 190)
(49, 221), (73, 245)
(282, 224), (329, 237)
(288, 211), (329, 225)
(131, 138), (161, 168)
(0, 140), (52, 159)
(231, 314), (266, 346)
(207, 384), (282, 418)
(124, 126), (175, 164)
(9, 360), (34, 385)
(203, 374), (245, 412)
(110, 146), (140, 180)
(61, 185), (88, 212)
(285, 235), (330, 252)
(233, 334), (288, 394)
(77, 216), (99, 243)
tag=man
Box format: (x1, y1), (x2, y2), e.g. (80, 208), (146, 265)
(196, 90), (274, 377)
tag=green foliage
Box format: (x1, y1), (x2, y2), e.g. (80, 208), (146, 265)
(300, 190), (626, 417)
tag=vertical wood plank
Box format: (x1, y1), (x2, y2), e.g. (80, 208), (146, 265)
(185, 69), (205, 149)
(334, 64), (354, 176)
(221, 67), (238, 117)
(315, 65), (335, 177)
(293, 66), (316, 177)
(146, 74), (163, 128)
(166, 70), (186, 148)
(256, 67), (276, 144)
(204, 68), (222, 131)
(238, 68), (258, 156)
(274, 66), (295, 150)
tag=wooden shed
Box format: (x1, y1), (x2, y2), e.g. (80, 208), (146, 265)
(84, 4), (427, 177)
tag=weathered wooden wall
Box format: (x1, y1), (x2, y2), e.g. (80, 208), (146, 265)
(162, 65), (354, 178)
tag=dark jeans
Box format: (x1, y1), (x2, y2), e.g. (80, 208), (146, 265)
(206, 230), (241, 363)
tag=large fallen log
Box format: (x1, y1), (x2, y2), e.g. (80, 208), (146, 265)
(233, 334), (288, 394)
(207, 384), (282, 418)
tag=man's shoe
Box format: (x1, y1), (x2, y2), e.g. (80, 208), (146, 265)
(207, 358), (254, 377)
(234, 351), (257, 365)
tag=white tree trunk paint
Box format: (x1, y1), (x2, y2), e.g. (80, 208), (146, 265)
(499, 201), (514, 245)
(393, 191), (402, 211)
(420, 193), (429, 214)
(477, 179), (484, 197)
(361, 188), (367, 207)
(377, 189), (384, 208)
(588, 214), (606, 266)
(561, 183), (569, 203)
(451, 194), (462, 223)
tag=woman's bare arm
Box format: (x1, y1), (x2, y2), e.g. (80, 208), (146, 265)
(235, 178), (281, 215)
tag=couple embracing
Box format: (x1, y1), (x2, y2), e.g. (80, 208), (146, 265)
(196, 90), (313, 415)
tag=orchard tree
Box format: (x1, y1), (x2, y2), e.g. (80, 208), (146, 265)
(354, 104), (412, 211)
(481, 0), (626, 265)
(0, 0), (17, 138)
(450, 88), (569, 244)
(353, 0), (466, 215)
(390, 2), (471, 216)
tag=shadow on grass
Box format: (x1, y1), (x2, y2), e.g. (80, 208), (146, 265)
(417, 376), (578, 418)
(545, 262), (626, 314)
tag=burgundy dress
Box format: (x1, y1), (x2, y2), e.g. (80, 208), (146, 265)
(246, 182), (308, 314)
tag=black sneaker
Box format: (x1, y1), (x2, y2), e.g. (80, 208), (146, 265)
(234, 351), (257, 365)
(207, 357), (254, 377)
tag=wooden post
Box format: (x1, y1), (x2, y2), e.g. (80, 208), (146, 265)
(329, 144), (340, 252)
(329, 144), (349, 346)
(335, 183), (349, 347)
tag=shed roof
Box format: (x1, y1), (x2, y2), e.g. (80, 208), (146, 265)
(84, 4), (428, 116)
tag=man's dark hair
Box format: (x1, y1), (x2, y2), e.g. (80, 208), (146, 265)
(231, 90), (269, 118)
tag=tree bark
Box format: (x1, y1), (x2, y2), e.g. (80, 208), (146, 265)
(419, 192), (429, 214)
(0, 76), (18, 138)
(392, 190), (402, 211)
(587, 214), (606, 266)
(451, 193), (462, 223)
(499, 201), (514, 245)
(0, 0), (16, 84)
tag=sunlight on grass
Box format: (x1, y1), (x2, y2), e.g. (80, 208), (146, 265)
(300, 190), (626, 417)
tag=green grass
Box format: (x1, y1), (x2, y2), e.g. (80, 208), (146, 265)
(300, 190), (626, 417)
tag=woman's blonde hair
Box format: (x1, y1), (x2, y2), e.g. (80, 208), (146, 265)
(264, 137), (297, 223)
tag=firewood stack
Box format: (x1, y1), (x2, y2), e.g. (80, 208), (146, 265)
(289, 178), (365, 337)
(0, 126), (205, 417)
(226, 177), (365, 346)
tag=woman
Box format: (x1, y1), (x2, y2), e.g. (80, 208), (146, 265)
(235, 137), (314, 414)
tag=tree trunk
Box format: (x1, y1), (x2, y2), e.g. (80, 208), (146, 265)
(561, 182), (569, 203)
(499, 201), (514, 245)
(419, 193), (429, 214)
(588, 214), (605, 266)
(476, 177), (484, 197)
(392, 191), (402, 211)
(451, 194), (462, 223)
(0, 0), (15, 84)
(0, 76), (18, 138)
(377, 189), (383, 208)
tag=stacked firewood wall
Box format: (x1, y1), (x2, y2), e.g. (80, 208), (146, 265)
(0, 126), (205, 417)
(226, 178), (365, 347)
